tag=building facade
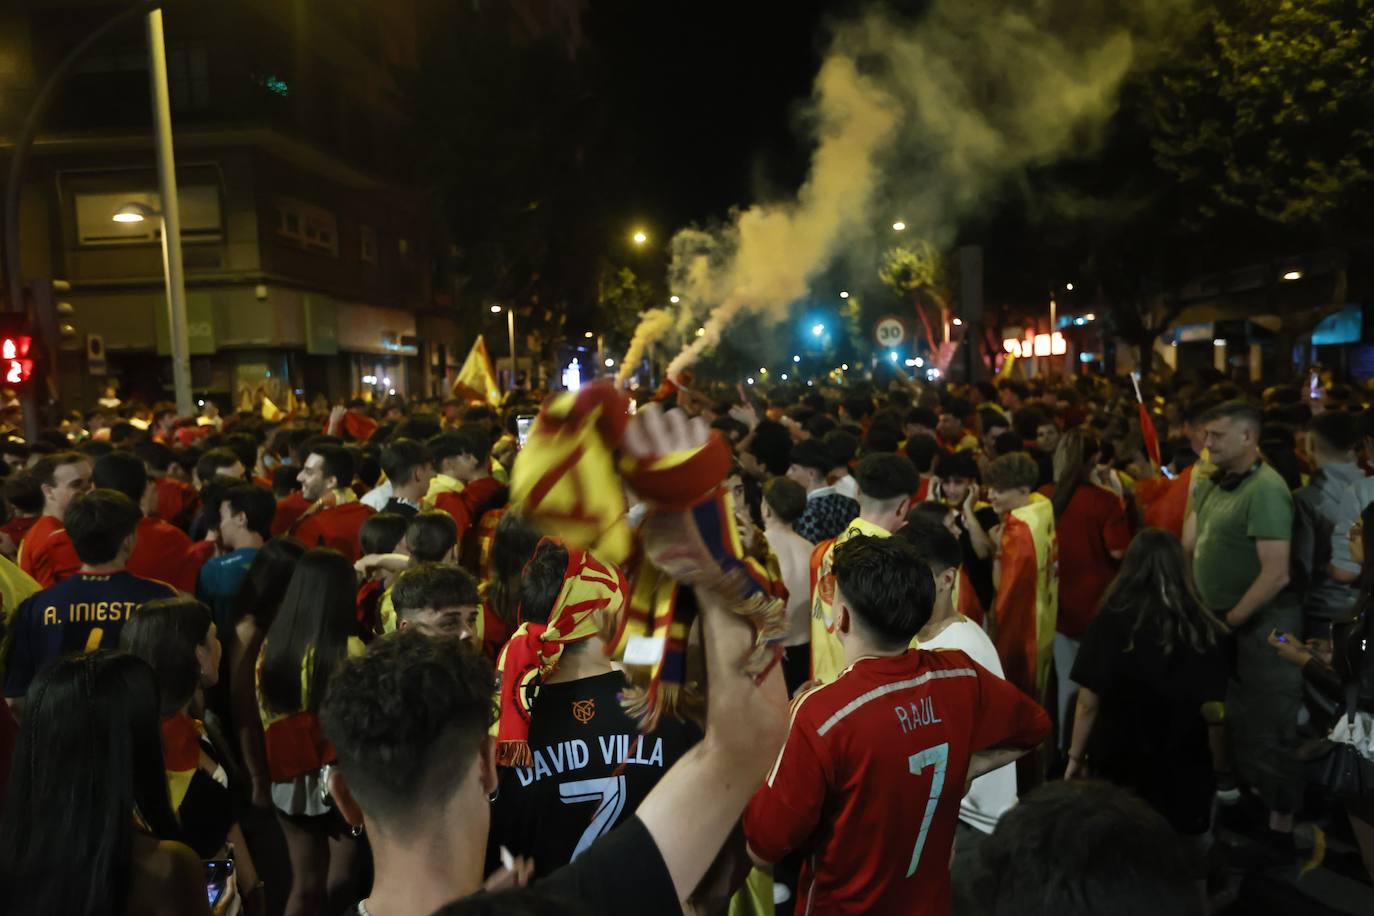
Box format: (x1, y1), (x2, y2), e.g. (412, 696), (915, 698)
(2, 0), (473, 412)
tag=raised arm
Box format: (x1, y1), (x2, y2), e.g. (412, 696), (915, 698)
(634, 586), (789, 901)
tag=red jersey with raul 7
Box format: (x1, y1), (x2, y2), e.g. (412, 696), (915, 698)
(743, 649), (1050, 916)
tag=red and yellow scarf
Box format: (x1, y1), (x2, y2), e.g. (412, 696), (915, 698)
(495, 543), (629, 766)
(511, 381), (787, 731)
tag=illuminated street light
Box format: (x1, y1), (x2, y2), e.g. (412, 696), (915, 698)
(781, 373), (789, 380)
(952, 317), (963, 326)
(1282, 270), (1303, 281)
(792, 355), (801, 363)
(759, 367), (768, 375)
(604, 357), (615, 368)
(841, 363), (849, 371)
(889, 351), (899, 363)
(696, 327), (705, 337)
(839, 291), (850, 299)
(1066, 283), (1075, 291)
(747, 377), (755, 385)
(113, 202), (156, 223)
(811, 323), (825, 337)
(892, 221), (906, 232)
(904, 358), (917, 367)
(490, 305), (502, 313)
(1213, 338), (1227, 347)
(1085, 313), (1096, 321)
(584, 331), (594, 338)
(914, 357), (924, 367)
(670, 295), (680, 303)
(632, 230), (648, 245)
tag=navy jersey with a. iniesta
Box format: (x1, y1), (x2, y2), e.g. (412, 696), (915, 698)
(488, 671), (700, 879)
(4, 571), (176, 697)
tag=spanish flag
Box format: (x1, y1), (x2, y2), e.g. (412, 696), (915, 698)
(992, 492), (1058, 701)
(808, 517), (892, 685)
(261, 396), (283, 422)
(453, 335), (502, 404)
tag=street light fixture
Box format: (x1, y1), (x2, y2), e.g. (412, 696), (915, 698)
(632, 230), (648, 245)
(670, 295), (680, 304)
(839, 291), (850, 299)
(604, 358), (615, 368)
(892, 221), (906, 232)
(811, 323), (825, 337)
(584, 331), (594, 339)
(952, 317), (963, 326)
(490, 304), (502, 314)
(113, 202), (158, 223)
(1066, 283), (1075, 291)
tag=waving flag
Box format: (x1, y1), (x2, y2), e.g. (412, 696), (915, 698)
(454, 335), (502, 404)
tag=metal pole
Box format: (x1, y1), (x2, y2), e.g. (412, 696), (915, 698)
(146, 9), (193, 417)
(507, 307), (517, 390)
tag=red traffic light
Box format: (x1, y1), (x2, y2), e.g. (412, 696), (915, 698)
(1, 336), (34, 387)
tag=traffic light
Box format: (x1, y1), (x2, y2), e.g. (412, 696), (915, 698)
(0, 316), (35, 390)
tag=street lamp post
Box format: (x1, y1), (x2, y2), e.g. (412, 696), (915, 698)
(491, 304), (517, 389)
(145, 9), (193, 417)
(112, 196), (191, 417)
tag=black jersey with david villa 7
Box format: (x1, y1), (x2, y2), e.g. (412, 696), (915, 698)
(487, 670), (700, 878)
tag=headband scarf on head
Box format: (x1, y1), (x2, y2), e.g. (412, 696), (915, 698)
(495, 543), (628, 767)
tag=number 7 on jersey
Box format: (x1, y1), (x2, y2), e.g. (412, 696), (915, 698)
(906, 742), (949, 877)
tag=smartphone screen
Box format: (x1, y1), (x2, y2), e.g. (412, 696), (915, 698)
(205, 859), (234, 906)
(516, 415), (534, 447)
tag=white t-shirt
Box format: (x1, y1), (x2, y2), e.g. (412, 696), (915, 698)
(361, 478), (393, 511)
(921, 618), (1018, 834)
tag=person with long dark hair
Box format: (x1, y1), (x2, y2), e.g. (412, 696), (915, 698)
(1046, 430), (1132, 748)
(121, 597), (261, 910)
(1269, 499), (1374, 882)
(256, 548), (364, 916)
(229, 537), (307, 809)
(0, 652), (228, 915)
(1065, 529), (1229, 840)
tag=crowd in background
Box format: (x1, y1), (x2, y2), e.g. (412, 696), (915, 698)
(0, 362), (1370, 915)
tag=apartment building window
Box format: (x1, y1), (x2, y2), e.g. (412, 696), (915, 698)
(275, 200), (339, 257)
(75, 187), (223, 246)
(79, 41), (210, 113)
(360, 225), (377, 265)
(166, 41), (211, 112)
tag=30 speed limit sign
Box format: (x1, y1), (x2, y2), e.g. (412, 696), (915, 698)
(874, 316), (907, 347)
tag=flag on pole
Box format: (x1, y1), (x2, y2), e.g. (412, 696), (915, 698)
(261, 396), (283, 422)
(1131, 372), (1161, 468)
(453, 335), (502, 404)
(237, 386), (254, 414)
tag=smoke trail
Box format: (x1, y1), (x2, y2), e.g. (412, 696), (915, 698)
(640, 0), (1198, 379)
(666, 55), (898, 379)
(616, 308), (675, 384)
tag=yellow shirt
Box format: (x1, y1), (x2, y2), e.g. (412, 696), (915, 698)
(809, 517), (891, 685)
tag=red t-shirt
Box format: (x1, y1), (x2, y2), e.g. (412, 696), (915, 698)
(17, 515), (63, 584)
(1053, 484), (1132, 638)
(151, 477), (196, 529)
(744, 650), (1050, 915)
(41, 516), (204, 593)
(271, 491), (312, 537)
(291, 502), (375, 562)
(0, 516), (38, 553)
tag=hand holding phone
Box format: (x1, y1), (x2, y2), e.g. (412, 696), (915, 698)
(516, 415), (534, 447)
(205, 858), (235, 908)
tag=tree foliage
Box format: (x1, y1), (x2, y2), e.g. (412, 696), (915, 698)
(879, 241), (953, 352)
(1150, 0), (1374, 227)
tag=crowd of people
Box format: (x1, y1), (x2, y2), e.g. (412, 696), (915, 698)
(0, 364), (1370, 916)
